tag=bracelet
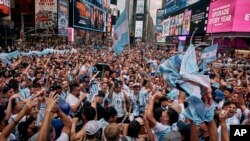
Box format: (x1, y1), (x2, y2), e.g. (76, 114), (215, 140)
(13, 119), (19, 125)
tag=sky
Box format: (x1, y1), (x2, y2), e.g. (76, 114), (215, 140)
(117, 0), (162, 25)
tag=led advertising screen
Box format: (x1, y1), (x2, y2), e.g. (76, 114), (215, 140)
(207, 0), (250, 33)
(0, 0), (10, 15)
(68, 27), (75, 42)
(35, 0), (57, 29)
(162, 10), (191, 36)
(156, 9), (164, 33)
(207, 0), (236, 33)
(73, 0), (106, 32)
(58, 0), (68, 35)
(136, 0), (145, 14)
(135, 21), (143, 38)
(162, 18), (170, 37)
(231, 0), (250, 32)
(189, 0), (209, 35)
(163, 0), (200, 16)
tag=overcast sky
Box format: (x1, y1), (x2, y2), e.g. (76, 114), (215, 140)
(117, 0), (162, 25)
(149, 0), (162, 25)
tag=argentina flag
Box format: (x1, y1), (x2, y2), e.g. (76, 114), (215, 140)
(113, 10), (129, 54)
(200, 44), (218, 63)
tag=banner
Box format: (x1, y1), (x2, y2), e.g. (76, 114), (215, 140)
(73, 0), (106, 32)
(135, 21), (143, 38)
(0, 0), (10, 15)
(35, 0), (57, 29)
(58, 0), (68, 35)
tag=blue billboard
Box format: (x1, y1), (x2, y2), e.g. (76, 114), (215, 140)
(156, 9), (164, 33)
(163, 0), (200, 16)
(73, 0), (106, 32)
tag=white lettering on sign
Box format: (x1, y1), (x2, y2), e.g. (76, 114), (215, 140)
(245, 14), (250, 21)
(234, 129), (247, 136)
(209, 4), (232, 25)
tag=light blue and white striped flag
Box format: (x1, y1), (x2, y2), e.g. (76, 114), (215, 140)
(113, 10), (129, 54)
(180, 44), (199, 74)
(178, 41), (184, 53)
(179, 44), (211, 98)
(200, 44), (218, 63)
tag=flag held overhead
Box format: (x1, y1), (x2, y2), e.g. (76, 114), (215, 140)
(113, 10), (130, 55)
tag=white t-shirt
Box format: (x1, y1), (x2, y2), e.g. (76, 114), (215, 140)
(65, 94), (79, 106)
(65, 94), (81, 116)
(56, 132), (69, 141)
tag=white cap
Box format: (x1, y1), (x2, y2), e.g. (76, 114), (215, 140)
(85, 120), (101, 135)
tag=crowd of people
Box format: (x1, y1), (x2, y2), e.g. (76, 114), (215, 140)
(0, 41), (249, 141)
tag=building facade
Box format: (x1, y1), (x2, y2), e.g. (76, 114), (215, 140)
(0, 0), (14, 48)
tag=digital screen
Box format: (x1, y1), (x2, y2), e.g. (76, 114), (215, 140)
(73, 0), (106, 32)
(162, 0), (200, 16)
(207, 0), (250, 33)
(207, 0), (236, 33)
(0, 0), (10, 15)
(58, 0), (68, 35)
(135, 21), (143, 37)
(136, 0), (145, 14)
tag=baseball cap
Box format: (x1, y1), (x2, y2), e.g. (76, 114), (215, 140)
(59, 103), (71, 115)
(163, 130), (181, 141)
(85, 120), (101, 135)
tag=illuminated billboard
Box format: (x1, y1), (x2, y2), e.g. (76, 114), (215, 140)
(135, 21), (143, 37)
(72, 0), (106, 32)
(163, 0), (200, 16)
(58, 0), (68, 35)
(35, 0), (57, 29)
(0, 0), (10, 15)
(136, 0), (145, 14)
(207, 0), (250, 33)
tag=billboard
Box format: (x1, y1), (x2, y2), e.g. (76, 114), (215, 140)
(35, 0), (57, 29)
(0, 0), (10, 15)
(156, 9), (164, 33)
(233, 0), (250, 32)
(163, 0), (200, 16)
(162, 10), (191, 36)
(207, 0), (250, 33)
(135, 21), (143, 37)
(73, 0), (106, 32)
(182, 10), (191, 35)
(207, 0), (236, 33)
(136, 0), (145, 14)
(162, 18), (170, 36)
(189, 0), (209, 35)
(68, 27), (75, 42)
(107, 13), (112, 33)
(58, 0), (68, 35)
